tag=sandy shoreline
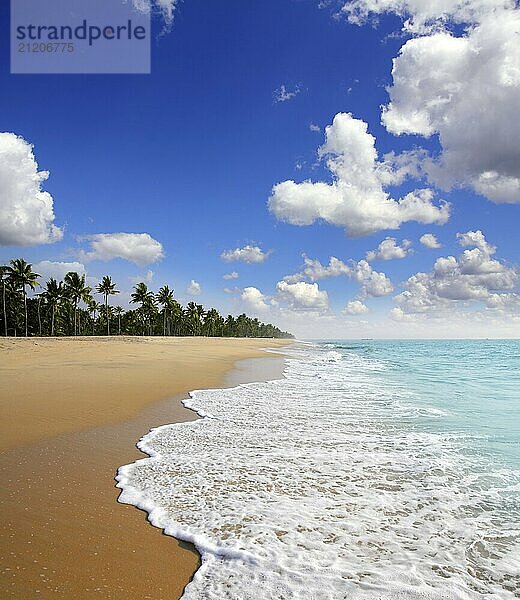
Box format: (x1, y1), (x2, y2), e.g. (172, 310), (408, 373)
(0, 337), (291, 598)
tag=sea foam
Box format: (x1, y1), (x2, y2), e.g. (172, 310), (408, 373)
(116, 342), (520, 599)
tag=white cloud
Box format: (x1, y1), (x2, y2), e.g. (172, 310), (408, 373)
(0, 133), (63, 246)
(129, 269), (154, 285)
(80, 233), (164, 266)
(186, 280), (201, 296)
(486, 292), (520, 312)
(276, 280), (329, 311)
(340, 0), (513, 32)
(352, 259), (394, 298)
(309, 123), (321, 132)
(394, 231), (519, 316)
(274, 84), (301, 103)
(221, 245), (271, 264)
(132, 0), (179, 29)
(240, 287), (269, 312)
(343, 300), (369, 315)
(268, 113), (449, 236)
(456, 229), (495, 255)
(34, 260), (86, 282)
(284, 254), (393, 298)
(420, 233), (442, 249)
(284, 255), (351, 283)
(223, 271), (239, 280)
(376, 7), (520, 204)
(366, 237), (411, 261)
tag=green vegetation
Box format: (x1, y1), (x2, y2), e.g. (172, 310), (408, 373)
(0, 259), (293, 339)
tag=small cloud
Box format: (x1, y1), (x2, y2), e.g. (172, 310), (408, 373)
(276, 280), (329, 312)
(309, 123), (321, 133)
(221, 245), (271, 264)
(79, 232), (164, 266)
(366, 237), (412, 261)
(186, 279), (201, 296)
(343, 300), (368, 315)
(223, 271), (239, 280)
(129, 269), (154, 285)
(274, 84), (301, 103)
(419, 233), (442, 249)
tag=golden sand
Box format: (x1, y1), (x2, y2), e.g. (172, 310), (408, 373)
(0, 337), (290, 599)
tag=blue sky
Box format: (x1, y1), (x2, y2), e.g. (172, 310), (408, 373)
(1, 0), (519, 337)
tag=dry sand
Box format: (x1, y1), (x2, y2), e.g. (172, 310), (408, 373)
(0, 336), (290, 599)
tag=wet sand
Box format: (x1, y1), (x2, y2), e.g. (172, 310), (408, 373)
(0, 337), (290, 599)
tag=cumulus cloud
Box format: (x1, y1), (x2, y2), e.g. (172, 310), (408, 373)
(34, 260), (86, 282)
(420, 233), (442, 249)
(284, 255), (351, 283)
(343, 300), (369, 315)
(223, 271), (239, 280)
(274, 84), (301, 103)
(309, 123), (321, 132)
(456, 229), (495, 255)
(268, 113), (449, 236)
(276, 280), (329, 311)
(340, 0), (514, 32)
(352, 259), (394, 298)
(285, 254), (393, 299)
(79, 233), (164, 266)
(394, 230), (519, 316)
(221, 245), (271, 264)
(362, 4), (520, 204)
(366, 237), (411, 261)
(186, 280), (201, 296)
(240, 287), (269, 312)
(0, 133), (63, 246)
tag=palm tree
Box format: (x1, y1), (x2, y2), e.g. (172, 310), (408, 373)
(167, 298), (182, 336)
(185, 302), (205, 336)
(144, 295), (158, 335)
(0, 265), (8, 336)
(96, 276), (119, 335)
(204, 308), (222, 337)
(7, 259), (40, 337)
(131, 282), (154, 335)
(43, 278), (64, 336)
(64, 272), (91, 336)
(156, 285), (174, 335)
(87, 299), (100, 335)
(36, 292), (44, 336)
(114, 306), (124, 335)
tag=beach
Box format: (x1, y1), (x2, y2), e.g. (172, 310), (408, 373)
(0, 336), (290, 599)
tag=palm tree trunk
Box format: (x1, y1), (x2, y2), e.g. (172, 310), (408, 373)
(118, 315), (121, 335)
(105, 295), (110, 335)
(163, 309), (166, 336)
(51, 305), (55, 336)
(2, 283), (7, 337)
(23, 286), (28, 337)
(37, 297), (42, 336)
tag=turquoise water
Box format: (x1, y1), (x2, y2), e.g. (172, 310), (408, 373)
(118, 339), (520, 598)
(328, 340), (520, 468)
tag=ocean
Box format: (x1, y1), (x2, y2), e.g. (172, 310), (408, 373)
(117, 340), (520, 599)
